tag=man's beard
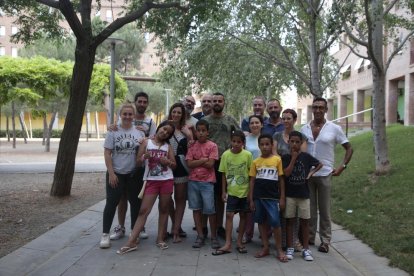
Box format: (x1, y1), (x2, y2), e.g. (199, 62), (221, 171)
(269, 111), (280, 119)
(136, 106), (146, 114)
(213, 104), (223, 113)
(185, 106), (194, 114)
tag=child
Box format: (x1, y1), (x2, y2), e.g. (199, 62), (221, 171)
(282, 130), (322, 261)
(186, 120), (220, 249)
(248, 134), (287, 262)
(117, 121), (176, 255)
(212, 130), (252, 255)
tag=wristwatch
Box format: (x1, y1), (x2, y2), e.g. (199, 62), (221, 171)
(342, 164), (347, 169)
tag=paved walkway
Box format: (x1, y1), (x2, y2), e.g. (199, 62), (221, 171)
(0, 139), (408, 276)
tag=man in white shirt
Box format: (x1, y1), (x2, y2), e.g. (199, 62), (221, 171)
(300, 97), (353, 253)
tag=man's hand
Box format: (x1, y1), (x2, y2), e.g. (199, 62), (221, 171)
(107, 124), (118, 132)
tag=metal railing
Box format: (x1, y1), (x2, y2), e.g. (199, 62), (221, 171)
(331, 108), (373, 137)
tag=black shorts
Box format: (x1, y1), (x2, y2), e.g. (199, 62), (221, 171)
(226, 195), (249, 213)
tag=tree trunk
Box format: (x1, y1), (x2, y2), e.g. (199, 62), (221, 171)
(308, 0), (322, 97)
(11, 102), (16, 149)
(50, 43), (96, 197)
(370, 0), (390, 174)
(18, 111), (28, 144)
(6, 115), (10, 142)
(95, 111), (100, 139)
(42, 114), (48, 145)
(45, 111), (57, 152)
(85, 111), (89, 142)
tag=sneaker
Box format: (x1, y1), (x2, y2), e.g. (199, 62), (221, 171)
(286, 247), (295, 260)
(192, 236), (205, 248)
(139, 228), (149, 239)
(302, 249), (314, 261)
(100, 233), (111, 248)
(109, 225), (125, 240)
(210, 237), (220, 249)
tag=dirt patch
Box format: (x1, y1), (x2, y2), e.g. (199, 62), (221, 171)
(0, 172), (105, 258)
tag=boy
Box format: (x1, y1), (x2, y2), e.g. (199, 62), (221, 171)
(212, 130), (252, 255)
(249, 134), (288, 262)
(282, 131), (322, 261)
(186, 120), (220, 249)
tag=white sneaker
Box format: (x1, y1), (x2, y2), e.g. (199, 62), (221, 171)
(302, 249), (314, 261)
(109, 225), (125, 240)
(100, 233), (111, 248)
(286, 247), (295, 260)
(139, 228), (149, 239)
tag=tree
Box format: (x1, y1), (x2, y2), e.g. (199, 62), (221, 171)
(159, 0), (349, 107)
(335, 0), (414, 174)
(2, 0), (219, 196)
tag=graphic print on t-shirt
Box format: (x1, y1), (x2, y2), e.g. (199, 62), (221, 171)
(256, 166), (279, 181)
(288, 160), (306, 186)
(115, 133), (139, 155)
(147, 148), (168, 176)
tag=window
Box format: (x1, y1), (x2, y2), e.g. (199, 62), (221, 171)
(0, 25), (5, 36)
(11, 26), (18, 35)
(340, 64), (351, 79)
(355, 58), (364, 73)
(106, 10), (113, 22)
(11, 47), (18, 57)
(0, 46), (5, 56)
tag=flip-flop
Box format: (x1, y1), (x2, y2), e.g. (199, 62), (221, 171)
(212, 249), (232, 256)
(116, 246), (137, 255)
(277, 254), (289, 263)
(236, 246), (248, 254)
(254, 250), (270, 258)
(156, 242), (169, 250)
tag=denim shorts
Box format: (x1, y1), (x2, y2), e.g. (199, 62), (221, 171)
(187, 181), (215, 215)
(253, 199), (281, 227)
(226, 195), (249, 213)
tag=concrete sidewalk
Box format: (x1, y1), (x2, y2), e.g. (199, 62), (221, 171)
(0, 200), (408, 276)
(0, 139), (409, 275)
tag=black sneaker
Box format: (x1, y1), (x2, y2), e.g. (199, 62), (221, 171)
(217, 227), (226, 239)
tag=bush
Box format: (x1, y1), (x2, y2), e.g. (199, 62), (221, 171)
(0, 129), (63, 138)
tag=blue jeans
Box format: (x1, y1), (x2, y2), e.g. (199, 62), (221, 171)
(188, 181), (215, 214)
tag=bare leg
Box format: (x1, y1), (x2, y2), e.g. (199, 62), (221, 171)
(237, 212), (246, 248)
(273, 226), (287, 259)
(173, 182), (187, 243)
(300, 218), (310, 249)
(286, 218), (294, 248)
(193, 210), (203, 237)
(157, 194), (171, 244)
(255, 223), (270, 257)
(208, 214), (218, 239)
(216, 212), (234, 252)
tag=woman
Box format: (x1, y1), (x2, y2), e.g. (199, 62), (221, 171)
(242, 115), (263, 244)
(273, 109), (307, 156)
(272, 108), (306, 252)
(100, 103), (145, 249)
(168, 102), (194, 243)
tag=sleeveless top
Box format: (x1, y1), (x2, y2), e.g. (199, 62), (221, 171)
(143, 139), (174, 181)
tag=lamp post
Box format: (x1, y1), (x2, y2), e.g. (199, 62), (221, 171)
(106, 37), (125, 125)
(164, 89), (172, 116)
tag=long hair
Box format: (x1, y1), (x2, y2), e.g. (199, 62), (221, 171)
(168, 102), (186, 128)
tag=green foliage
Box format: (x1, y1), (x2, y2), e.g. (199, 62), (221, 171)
(332, 125), (414, 274)
(19, 36), (76, 62)
(0, 129), (63, 138)
(126, 81), (166, 116)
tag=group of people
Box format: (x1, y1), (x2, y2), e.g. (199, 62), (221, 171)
(100, 91), (353, 263)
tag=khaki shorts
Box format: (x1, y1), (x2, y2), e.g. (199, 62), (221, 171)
(284, 197), (310, 219)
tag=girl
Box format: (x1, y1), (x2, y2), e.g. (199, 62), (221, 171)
(117, 120), (176, 254)
(100, 103), (145, 249)
(167, 103), (194, 243)
(212, 130), (252, 255)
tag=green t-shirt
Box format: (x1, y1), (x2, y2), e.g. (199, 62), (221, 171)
(219, 149), (252, 198)
(204, 114), (241, 156)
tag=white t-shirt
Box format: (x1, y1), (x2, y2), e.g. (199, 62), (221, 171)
(301, 121), (348, 176)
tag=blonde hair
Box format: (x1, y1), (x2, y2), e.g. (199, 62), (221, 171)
(119, 103), (136, 115)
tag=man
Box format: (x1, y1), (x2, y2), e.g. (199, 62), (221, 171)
(241, 96), (267, 132)
(204, 92), (241, 239)
(193, 93), (213, 120)
(262, 98), (284, 136)
(183, 95), (199, 127)
(300, 97), (353, 253)
(109, 91), (156, 241)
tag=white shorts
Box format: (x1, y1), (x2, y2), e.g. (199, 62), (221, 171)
(284, 197), (310, 219)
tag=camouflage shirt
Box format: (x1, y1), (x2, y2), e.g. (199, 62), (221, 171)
(204, 114), (241, 156)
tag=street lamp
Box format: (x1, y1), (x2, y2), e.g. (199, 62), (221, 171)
(106, 37), (125, 125)
(164, 88), (172, 116)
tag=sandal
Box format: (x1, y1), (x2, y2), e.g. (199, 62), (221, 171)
(179, 228), (187, 238)
(211, 237), (220, 249)
(254, 250), (270, 258)
(192, 236), (205, 248)
(116, 246), (137, 255)
(236, 246), (248, 254)
(277, 254), (289, 263)
(156, 242), (169, 250)
(318, 243), (329, 253)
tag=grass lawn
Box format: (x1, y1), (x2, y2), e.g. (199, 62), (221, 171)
(332, 124), (414, 275)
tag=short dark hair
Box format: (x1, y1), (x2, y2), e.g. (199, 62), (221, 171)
(289, 130), (303, 141)
(267, 98), (281, 105)
(313, 97), (328, 106)
(213, 92), (225, 98)
(258, 134), (273, 144)
(196, 119), (209, 130)
(230, 130), (246, 144)
(134, 91), (149, 102)
(248, 114), (264, 125)
(282, 109), (297, 120)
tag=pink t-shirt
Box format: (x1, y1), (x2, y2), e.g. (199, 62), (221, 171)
(186, 140), (219, 183)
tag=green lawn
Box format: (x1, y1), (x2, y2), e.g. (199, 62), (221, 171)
(332, 124), (414, 275)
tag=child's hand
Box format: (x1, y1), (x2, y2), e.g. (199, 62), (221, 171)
(291, 150), (299, 159)
(249, 200), (255, 211)
(222, 193), (227, 203)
